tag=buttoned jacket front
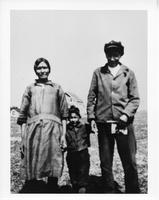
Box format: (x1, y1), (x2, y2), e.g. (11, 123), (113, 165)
(66, 121), (90, 152)
(87, 63), (140, 123)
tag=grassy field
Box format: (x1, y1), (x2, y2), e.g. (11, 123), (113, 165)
(10, 110), (147, 193)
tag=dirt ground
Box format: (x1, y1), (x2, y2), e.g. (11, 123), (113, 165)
(10, 111), (147, 193)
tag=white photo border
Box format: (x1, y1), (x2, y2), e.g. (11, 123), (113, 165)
(0, 0), (158, 199)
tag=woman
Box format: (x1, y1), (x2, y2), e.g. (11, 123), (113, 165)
(17, 57), (68, 192)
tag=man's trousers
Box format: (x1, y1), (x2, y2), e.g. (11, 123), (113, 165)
(97, 123), (140, 193)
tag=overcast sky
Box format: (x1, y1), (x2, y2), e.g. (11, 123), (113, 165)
(11, 10), (147, 110)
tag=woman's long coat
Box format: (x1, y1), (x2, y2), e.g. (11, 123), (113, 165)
(17, 80), (68, 180)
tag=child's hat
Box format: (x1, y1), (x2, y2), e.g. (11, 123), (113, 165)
(69, 105), (81, 118)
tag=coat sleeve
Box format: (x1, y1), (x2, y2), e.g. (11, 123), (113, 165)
(122, 70), (140, 118)
(87, 71), (98, 120)
(85, 123), (91, 147)
(17, 86), (31, 125)
(58, 86), (69, 119)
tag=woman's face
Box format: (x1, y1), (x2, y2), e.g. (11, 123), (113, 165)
(35, 61), (50, 80)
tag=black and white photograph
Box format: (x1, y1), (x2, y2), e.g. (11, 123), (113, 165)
(10, 9), (147, 194)
(0, 0), (159, 199)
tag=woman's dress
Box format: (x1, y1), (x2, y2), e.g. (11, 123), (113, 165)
(17, 80), (68, 180)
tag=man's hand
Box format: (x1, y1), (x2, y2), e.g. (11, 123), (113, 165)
(120, 114), (128, 122)
(20, 144), (24, 159)
(117, 114), (128, 129)
(91, 120), (98, 135)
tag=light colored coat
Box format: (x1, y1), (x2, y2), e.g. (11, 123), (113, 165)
(87, 64), (140, 123)
(17, 80), (68, 180)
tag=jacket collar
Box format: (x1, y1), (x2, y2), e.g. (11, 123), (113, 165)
(34, 79), (55, 87)
(100, 63), (129, 77)
(67, 120), (83, 130)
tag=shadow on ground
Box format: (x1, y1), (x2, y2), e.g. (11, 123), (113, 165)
(19, 175), (122, 193)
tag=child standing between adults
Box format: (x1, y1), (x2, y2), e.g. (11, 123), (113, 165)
(66, 105), (90, 193)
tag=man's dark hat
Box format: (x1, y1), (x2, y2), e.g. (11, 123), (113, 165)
(104, 40), (124, 56)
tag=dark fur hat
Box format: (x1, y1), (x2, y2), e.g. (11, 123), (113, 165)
(69, 105), (81, 118)
(104, 40), (124, 56)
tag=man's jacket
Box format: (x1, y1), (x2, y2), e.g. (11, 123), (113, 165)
(87, 63), (140, 123)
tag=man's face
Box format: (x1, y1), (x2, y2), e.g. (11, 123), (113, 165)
(70, 113), (80, 126)
(106, 50), (121, 68)
(35, 61), (50, 80)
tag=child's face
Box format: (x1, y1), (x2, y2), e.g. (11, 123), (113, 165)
(70, 113), (80, 126)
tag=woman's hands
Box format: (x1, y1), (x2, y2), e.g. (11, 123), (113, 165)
(60, 134), (67, 152)
(60, 119), (67, 152)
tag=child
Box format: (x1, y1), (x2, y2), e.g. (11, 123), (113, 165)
(66, 105), (90, 193)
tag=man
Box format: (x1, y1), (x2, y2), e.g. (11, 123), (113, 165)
(87, 41), (140, 193)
